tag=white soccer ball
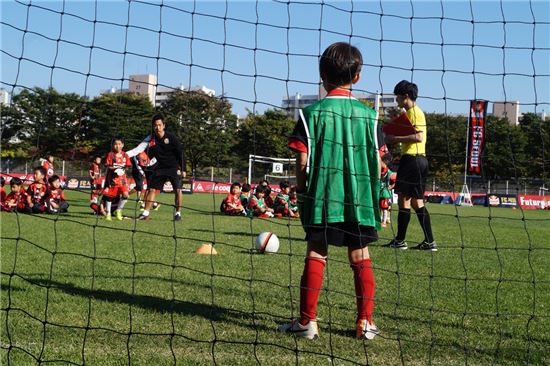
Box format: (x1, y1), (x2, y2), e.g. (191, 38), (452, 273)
(255, 232), (279, 254)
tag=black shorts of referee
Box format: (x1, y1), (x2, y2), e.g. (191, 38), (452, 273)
(148, 168), (183, 191)
(395, 154), (428, 199)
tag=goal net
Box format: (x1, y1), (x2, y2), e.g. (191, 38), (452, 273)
(1, 1), (548, 365)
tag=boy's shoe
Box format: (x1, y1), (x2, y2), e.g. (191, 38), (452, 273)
(411, 241), (438, 252)
(105, 214), (112, 221)
(278, 319), (319, 340)
(115, 210), (123, 221)
(174, 213), (182, 221)
(356, 319), (380, 340)
(137, 214), (151, 221)
(381, 222), (387, 228)
(153, 203), (161, 211)
(383, 239), (408, 250)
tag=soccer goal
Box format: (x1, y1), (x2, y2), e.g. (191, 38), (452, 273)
(247, 154), (296, 185)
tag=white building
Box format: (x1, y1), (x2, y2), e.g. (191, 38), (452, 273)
(0, 88), (11, 106)
(282, 92), (398, 120)
(101, 74), (216, 107)
(128, 74), (158, 105)
(493, 101), (520, 125)
(155, 84), (215, 107)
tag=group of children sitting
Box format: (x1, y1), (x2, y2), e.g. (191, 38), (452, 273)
(0, 167), (69, 214)
(220, 180), (300, 218)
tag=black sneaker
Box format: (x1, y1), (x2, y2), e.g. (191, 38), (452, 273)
(412, 241), (438, 252)
(383, 239), (408, 250)
(174, 213), (182, 221)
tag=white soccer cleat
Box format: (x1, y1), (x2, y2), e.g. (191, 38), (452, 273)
(356, 319), (380, 340)
(278, 319), (319, 340)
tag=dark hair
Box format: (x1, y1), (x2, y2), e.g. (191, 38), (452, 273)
(112, 135), (124, 144)
(0, 176), (4, 186)
(10, 177), (22, 186)
(255, 185), (268, 195)
(34, 166), (47, 177)
(393, 80), (418, 101)
(280, 180), (290, 190)
(320, 42), (363, 88)
(241, 183), (251, 193)
(152, 113), (165, 125)
(48, 175), (60, 184)
(230, 182), (241, 190)
(259, 179), (269, 186)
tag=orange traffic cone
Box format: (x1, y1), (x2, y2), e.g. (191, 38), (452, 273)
(195, 243), (218, 255)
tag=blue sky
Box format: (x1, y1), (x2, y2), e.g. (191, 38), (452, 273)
(1, 0), (549, 116)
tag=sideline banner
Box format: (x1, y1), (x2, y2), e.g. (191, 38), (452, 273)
(486, 194), (518, 208)
(468, 100), (488, 174)
(518, 195), (550, 210)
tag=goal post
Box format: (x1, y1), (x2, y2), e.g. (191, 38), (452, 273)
(247, 154), (296, 184)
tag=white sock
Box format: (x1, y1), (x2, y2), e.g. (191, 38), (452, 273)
(382, 210), (388, 223)
(117, 199), (127, 211)
(105, 201), (112, 215)
(142, 209), (150, 216)
(176, 211), (181, 216)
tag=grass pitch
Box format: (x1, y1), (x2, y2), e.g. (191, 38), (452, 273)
(1, 191), (549, 365)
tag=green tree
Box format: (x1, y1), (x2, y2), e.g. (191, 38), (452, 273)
(235, 109), (295, 160)
(1, 87), (88, 157)
(519, 113), (550, 179)
(86, 92), (154, 155)
(160, 91), (238, 175)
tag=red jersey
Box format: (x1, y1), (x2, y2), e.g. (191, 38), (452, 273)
(42, 160), (54, 178)
(50, 187), (66, 201)
(136, 151), (150, 167)
(104, 151), (131, 187)
(2, 190), (27, 211)
(27, 182), (50, 204)
(225, 194), (242, 208)
(89, 162), (101, 179)
(0, 187), (6, 203)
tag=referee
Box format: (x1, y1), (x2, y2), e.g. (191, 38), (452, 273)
(130, 113), (186, 221)
(383, 80), (437, 251)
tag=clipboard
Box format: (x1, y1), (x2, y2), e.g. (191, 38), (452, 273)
(382, 112), (418, 136)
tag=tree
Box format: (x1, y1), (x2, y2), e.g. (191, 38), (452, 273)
(1, 87), (88, 157)
(160, 91), (238, 175)
(86, 92), (154, 155)
(519, 113), (550, 179)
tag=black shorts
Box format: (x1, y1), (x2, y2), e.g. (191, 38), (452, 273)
(305, 222), (378, 248)
(132, 169), (145, 191)
(149, 168), (182, 191)
(395, 155), (428, 199)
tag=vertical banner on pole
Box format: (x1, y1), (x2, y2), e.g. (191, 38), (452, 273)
(468, 100), (488, 174)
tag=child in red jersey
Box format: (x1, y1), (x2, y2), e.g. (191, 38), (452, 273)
(48, 175), (69, 213)
(102, 136), (131, 221)
(273, 180), (300, 218)
(25, 166), (51, 214)
(248, 185), (274, 218)
(1, 178), (27, 212)
(89, 156), (102, 189)
(41, 155), (55, 179)
(221, 182), (246, 216)
(0, 176), (6, 204)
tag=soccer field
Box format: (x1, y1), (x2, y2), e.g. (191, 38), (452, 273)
(1, 191), (549, 365)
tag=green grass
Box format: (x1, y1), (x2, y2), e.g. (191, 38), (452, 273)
(1, 191), (549, 365)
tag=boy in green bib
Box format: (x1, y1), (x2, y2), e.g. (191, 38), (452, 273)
(279, 42), (381, 340)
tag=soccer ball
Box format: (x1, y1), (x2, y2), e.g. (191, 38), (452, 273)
(255, 232), (279, 254)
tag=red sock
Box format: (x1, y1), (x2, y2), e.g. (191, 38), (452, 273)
(299, 257), (326, 325)
(351, 259), (376, 323)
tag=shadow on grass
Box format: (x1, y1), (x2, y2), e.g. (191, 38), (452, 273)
(29, 278), (273, 332)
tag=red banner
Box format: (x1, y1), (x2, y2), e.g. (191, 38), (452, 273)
(518, 195), (550, 210)
(468, 100), (488, 174)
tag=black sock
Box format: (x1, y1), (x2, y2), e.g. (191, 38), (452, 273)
(415, 206), (434, 243)
(396, 208), (411, 241)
